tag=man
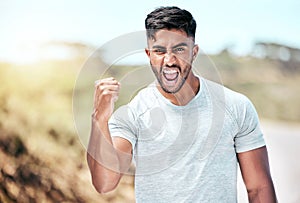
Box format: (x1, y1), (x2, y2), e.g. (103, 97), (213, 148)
(87, 6), (277, 202)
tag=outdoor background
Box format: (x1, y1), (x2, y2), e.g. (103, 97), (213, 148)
(0, 1), (299, 202)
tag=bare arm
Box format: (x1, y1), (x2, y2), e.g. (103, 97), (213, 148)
(237, 146), (277, 203)
(87, 78), (132, 193)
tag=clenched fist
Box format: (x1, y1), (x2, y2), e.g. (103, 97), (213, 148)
(93, 77), (120, 123)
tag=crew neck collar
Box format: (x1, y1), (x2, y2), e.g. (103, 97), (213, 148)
(152, 75), (204, 109)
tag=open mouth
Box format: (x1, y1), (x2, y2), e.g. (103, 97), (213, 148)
(162, 68), (179, 82)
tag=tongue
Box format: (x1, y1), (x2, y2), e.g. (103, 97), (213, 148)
(164, 72), (178, 81)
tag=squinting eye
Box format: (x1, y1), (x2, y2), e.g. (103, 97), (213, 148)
(152, 48), (166, 55)
(173, 47), (185, 54)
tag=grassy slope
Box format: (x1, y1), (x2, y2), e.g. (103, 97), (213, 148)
(0, 60), (134, 202)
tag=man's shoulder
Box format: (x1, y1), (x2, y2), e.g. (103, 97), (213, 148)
(202, 78), (249, 105)
(201, 78), (255, 121)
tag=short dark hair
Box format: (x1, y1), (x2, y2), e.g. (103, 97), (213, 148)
(145, 6), (197, 40)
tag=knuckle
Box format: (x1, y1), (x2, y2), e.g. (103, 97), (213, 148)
(99, 81), (105, 86)
(102, 90), (111, 96)
(99, 85), (105, 91)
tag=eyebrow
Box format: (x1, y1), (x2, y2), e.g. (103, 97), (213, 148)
(173, 43), (189, 48)
(152, 42), (189, 49)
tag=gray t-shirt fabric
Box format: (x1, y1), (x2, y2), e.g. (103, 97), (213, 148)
(109, 77), (265, 203)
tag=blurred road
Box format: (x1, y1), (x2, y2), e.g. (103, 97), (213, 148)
(238, 120), (300, 203)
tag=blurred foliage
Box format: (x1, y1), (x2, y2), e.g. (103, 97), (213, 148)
(0, 41), (300, 202)
(0, 58), (135, 202)
(209, 50), (300, 122)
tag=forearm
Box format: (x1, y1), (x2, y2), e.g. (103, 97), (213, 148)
(87, 115), (122, 193)
(88, 78), (132, 193)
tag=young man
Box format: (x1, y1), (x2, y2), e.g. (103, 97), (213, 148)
(87, 6), (277, 202)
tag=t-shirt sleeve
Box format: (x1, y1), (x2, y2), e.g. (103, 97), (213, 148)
(234, 95), (266, 153)
(108, 105), (138, 151)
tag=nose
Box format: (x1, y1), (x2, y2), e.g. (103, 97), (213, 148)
(164, 51), (176, 66)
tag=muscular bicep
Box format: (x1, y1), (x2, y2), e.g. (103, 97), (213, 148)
(237, 146), (273, 191)
(238, 146), (277, 202)
(112, 137), (133, 174)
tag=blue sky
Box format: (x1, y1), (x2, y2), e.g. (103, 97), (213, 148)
(0, 0), (299, 63)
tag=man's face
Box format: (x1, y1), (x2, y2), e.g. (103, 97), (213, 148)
(145, 29), (198, 94)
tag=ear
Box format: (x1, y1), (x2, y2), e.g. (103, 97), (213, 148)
(145, 48), (151, 58)
(192, 44), (199, 61)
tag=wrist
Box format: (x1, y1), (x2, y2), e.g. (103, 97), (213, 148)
(92, 111), (110, 127)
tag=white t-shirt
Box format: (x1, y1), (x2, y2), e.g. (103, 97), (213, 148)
(109, 77), (265, 202)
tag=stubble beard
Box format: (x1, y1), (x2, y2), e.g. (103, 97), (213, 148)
(151, 62), (192, 94)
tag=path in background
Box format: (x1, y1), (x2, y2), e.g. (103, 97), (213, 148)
(238, 120), (300, 203)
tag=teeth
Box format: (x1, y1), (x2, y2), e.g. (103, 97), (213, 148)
(163, 69), (177, 74)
